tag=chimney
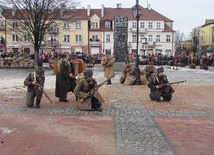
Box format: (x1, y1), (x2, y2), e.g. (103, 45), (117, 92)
(116, 3), (122, 8)
(147, 4), (151, 10)
(101, 4), (104, 17)
(87, 5), (91, 16)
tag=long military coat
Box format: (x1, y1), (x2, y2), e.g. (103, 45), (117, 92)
(55, 58), (75, 100)
(101, 55), (115, 79)
(24, 72), (45, 106)
(74, 78), (104, 110)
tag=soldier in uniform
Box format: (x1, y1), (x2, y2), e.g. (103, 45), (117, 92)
(24, 65), (45, 108)
(67, 54), (77, 92)
(55, 53), (76, 102)
(144, 61), (156, 82)
(120, 60), (134, 84)
(148, 67), (175, 102)
(101, 52), (115, 84)
(74, 69), (104, 112)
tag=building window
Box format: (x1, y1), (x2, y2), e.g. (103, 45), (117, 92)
(156, 35), (161, 42)
(24, 22), (29, 28)
(64, 35), (70, 42)
(64, 22), (69, 29)
(13, 22), (18, 28)
(132, 22), (137, 28)
(140, 35), (145, 42)
(50, 23), (57, 32)
(50, 35), (56, 42)
(0, 22), (4, 28)
(24, 34), (30, 42)
(92, 35), (98, 40)
(132, 34), (137, 42)
(105, 21), (111, 28)
(91, 22), (98, 28)
(148, 35), (153, 42)
(166, 35), (171, 42)
(12, 35), (18, 41)
(76, 22), (81, 28)
(156, 22), (161, 29)
(76, 35), (82, 42)
(148, 22), (153, 29)
(140, 22), (144, 28)
(106, 34), (110, 42)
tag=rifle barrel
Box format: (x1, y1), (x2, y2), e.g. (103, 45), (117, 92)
(36, 83), (53, 103)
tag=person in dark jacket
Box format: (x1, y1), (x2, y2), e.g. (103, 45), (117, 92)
(24, 66), (45, 108)
(67, 54), (77, 92)
(55, 53), (77, 102)
(148, 67), (175, 102)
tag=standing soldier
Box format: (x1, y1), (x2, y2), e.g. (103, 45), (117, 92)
(74, 69), (104, 112)
(67, 54), (77, 93)
(24, 65), (45, 108)
(55, 53), (76, 102)
(101, 52), (115, 84)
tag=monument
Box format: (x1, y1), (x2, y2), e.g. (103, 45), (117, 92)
(113, 16), (128, 71)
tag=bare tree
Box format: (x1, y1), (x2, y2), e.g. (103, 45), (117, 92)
(192, 29), (199, 55)
(0, 0), (79, 66)
(175, 30), (184, 55)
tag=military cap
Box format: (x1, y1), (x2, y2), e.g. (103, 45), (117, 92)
(157, 67), (164, 74)
(35, 66), (44, 76)
(83, 69), (93, 78)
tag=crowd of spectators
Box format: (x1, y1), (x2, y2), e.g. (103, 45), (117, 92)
(138, 53), (214, 67)
(1, 51), (213, 67)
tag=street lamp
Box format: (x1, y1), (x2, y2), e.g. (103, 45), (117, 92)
(132, 0), (141, 85)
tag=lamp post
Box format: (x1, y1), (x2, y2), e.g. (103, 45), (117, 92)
(133, 0), (141, 85)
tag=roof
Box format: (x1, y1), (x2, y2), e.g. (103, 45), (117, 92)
(89, 5), (173, 22)
(1, 5), (173, 22)
(163, 24), (175, 32)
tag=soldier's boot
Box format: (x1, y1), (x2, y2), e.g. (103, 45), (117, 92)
(36, 99), (41, 108)
(106, 79), (111, 85)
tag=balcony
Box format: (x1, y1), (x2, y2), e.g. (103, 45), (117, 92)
(48, 28), (59, 34)
(129, 28), (147, 33)
(89, 39), (101, 46)
(47, 40), (59, 46)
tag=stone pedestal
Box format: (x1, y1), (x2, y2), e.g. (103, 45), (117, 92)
(114, 62), (125, 71)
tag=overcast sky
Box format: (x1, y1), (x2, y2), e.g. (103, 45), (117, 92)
(79, 0), (213, 37)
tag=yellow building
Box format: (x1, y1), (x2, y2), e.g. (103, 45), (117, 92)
(0, 9), (89, 55)
(201, 22), (214, 54)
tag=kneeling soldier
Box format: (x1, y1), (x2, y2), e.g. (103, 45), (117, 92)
(24, 66), (45, 108)
(74, 69), (104, 112)
(148, 67), (175, 102)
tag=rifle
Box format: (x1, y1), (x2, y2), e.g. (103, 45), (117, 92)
(79, 74), (115, 103)
(35, 82), (53, 103)
(158, 80), (186, 88)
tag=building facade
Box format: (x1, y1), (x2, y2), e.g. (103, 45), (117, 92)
(0, 3), (175, 56)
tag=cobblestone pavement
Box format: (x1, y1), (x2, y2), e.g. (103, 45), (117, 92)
(0, 65), (214, 155)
